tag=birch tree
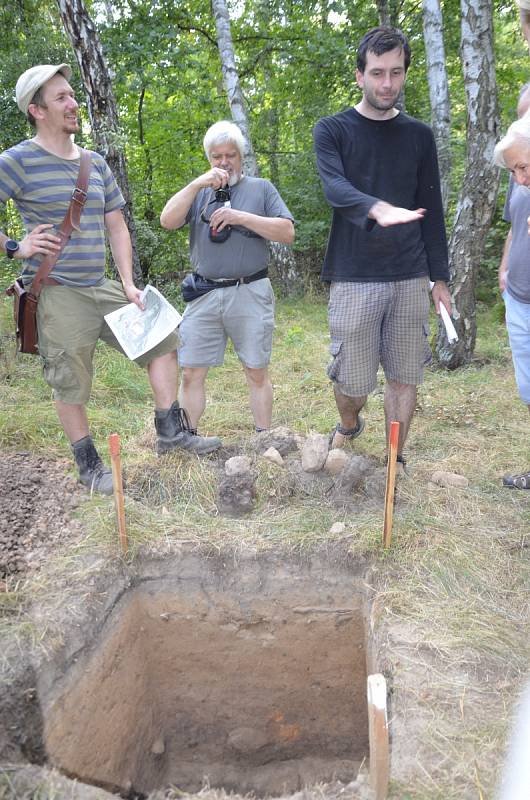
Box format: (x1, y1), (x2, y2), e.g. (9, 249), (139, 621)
(211, 0), (301, 293)
(422, 0), (451, 212)
(56, 0), (142, 284)
(435, 0), (500, 367)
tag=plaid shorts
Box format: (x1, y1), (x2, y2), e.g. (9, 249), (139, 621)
(327, 277), (431, 396)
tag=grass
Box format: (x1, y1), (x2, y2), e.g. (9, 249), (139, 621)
(1, 291), (530, 799)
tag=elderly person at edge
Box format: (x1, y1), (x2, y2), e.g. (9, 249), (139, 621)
(494, 97), (530, 488)
(160, 121), (295, 433)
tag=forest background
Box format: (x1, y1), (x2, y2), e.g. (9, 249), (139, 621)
(0, 0), (528, 365)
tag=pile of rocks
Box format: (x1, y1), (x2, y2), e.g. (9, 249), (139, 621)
(217, 426), (385, 516)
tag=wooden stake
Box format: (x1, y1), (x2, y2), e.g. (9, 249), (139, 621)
(109, 433), (128, 554)
(367, 673), (390, 800)
(383, 420), (400, 549)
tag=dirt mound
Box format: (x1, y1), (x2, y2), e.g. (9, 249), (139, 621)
(0, 451), (84, 580)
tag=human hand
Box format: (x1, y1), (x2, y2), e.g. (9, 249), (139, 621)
(499, 268), (508, 293)
(431, 280), (452, 315)
(123, 283), (144, 310)
(17, 224), (62, 259)
(209, 206), (243, 232)
(196, 167), (230, 190)
(369, 201), (426, 228)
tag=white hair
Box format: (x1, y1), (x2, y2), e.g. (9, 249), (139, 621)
(203, 120), (246, 161)
(493, 111), (530, 167)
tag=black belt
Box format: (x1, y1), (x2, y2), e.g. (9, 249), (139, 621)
(197, 268), (268, 288)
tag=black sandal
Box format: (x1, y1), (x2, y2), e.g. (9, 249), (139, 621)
(503, 470), (530, 489)
(330, 416), (365, 446)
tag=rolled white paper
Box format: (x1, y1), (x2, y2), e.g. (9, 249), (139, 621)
(430, 282), (458, 343)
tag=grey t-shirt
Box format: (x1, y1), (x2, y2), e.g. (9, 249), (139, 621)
(185, 175), (293, 279)
(504, 177), (530, 303)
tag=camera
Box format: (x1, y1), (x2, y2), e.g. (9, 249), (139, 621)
(214, 185), (231, 203)
(208, 184), (232, 243)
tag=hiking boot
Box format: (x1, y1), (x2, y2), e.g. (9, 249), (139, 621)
(155, 402), (221, 455)
(72, 436), (114, 496)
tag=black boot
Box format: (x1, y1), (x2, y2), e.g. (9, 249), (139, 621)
(154, 403), (221, 454)
(72, 436), (114, 495)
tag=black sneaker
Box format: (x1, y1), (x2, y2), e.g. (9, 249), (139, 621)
(155, 402), (221, 455)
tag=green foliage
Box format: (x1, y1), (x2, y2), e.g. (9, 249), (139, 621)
(0, 0), (526, 301)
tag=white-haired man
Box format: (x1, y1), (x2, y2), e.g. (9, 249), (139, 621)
(0, 65), (220, 495)
(161, 121), (295, 433)
(494, 90), (530, 488)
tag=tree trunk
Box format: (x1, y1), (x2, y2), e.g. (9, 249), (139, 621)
(375, 0), (405, 111)
(211, 0), (258, 178)
(435, 0), (500, 368)
(422, 0), (452, 213)
(211, 0), (301, 294)
(55, 0), (142, 285)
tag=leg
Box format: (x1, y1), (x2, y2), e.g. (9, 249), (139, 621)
(384, 380), (417, 456)
(502, 292), (530, 487)
(223, 280), (274, 428)
(179, 367), (209, 429)
(331, 386), (367, 448)
(327, 281), (385, 449)
(381, 277), (430, 463)
(55, 401), (114, 495)
(243, 366), (273, 429)
(55, 400), (90, 443)
(147, 351), (178, 409)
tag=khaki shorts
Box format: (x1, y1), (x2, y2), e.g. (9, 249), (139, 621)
(327, 277), (431, 397)
(37, 279), (179, 404)
(178, 278), (275, 368)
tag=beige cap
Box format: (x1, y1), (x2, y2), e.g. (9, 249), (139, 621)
(15, 64), (72, 115)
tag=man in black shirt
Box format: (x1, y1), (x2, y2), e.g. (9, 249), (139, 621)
(314, 26), (451, 468)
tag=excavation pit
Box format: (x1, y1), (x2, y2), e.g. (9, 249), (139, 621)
(37, 553), (373, 797)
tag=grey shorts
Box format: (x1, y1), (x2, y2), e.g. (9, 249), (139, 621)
(327, 277), (431, 396)
(178, 278), (275, 369)
(37, 279), (179, 404)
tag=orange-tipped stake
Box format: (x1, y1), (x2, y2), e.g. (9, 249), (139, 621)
(367, 673), (389, 799)
(383, 421), (400, 549)
(109, 433), (128, 554)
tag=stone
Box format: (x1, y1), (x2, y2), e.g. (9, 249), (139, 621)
(251, 426), (302, 456)
(331, 455), (374, 504)
(329, 521), (346, 535)
(227, 726), (270, 754)
(262, 447), (284, 466)
(218, 473), (257, 517)
(430, 470), (469, 489)
(151, 737), (165, 755)
(301, 433), (329, 473)
(324, 449), (350, 475)
(225, 456), (252, 476)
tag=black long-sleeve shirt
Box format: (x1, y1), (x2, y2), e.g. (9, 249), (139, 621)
(314, 107), (449, 283)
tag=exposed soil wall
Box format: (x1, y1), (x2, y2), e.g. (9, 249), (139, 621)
(35, 553), (372, 797)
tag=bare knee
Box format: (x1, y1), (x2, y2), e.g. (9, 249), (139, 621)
(244, 367), (269, 388)
(182, 367), (208, 389)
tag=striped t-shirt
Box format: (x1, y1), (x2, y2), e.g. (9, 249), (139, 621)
(0, 140), (125, 287)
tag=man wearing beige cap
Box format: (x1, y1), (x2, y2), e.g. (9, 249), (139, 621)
(0, 64), (220, 495)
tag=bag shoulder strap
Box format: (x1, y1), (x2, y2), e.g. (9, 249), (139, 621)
(31, 147), (92, 297)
